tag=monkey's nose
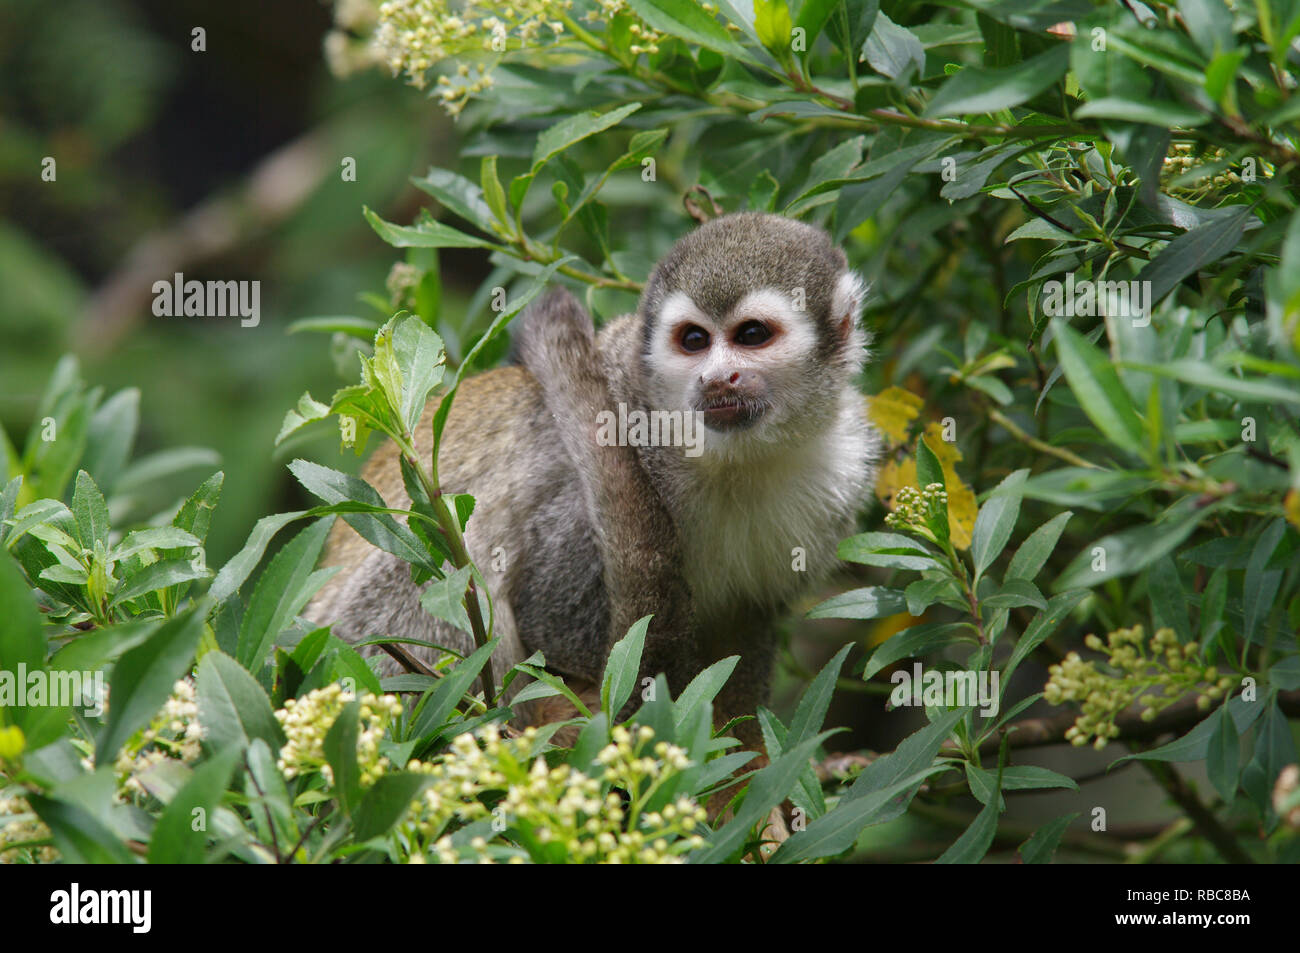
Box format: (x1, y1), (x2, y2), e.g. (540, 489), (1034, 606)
(701, 369), (761, 391)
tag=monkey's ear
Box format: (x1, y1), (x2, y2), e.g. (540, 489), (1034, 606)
(832, 271), (867, 342)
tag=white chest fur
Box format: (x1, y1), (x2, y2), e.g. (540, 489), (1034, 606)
(676, 406), (874, 619)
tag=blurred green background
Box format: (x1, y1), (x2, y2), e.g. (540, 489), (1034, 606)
(0, 0), (494, 565)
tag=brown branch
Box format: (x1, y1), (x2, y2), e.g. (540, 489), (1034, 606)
(377, 641), (439, 678)
(1141, 760), (1254, 864)
(964, 689), (1300, 753)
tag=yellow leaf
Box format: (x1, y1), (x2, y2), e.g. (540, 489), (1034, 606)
(875, 456), (916, 509)
(1286, 488), (1300, 532)
(867, 386), (924, 446)
(920, 422), (977, 550)
(867, 611), (919, 649)
(875, 423), (978, 550)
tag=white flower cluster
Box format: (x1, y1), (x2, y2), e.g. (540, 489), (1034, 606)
(113, 679), (206, 796)
(0, 792), (57, 864)
(402, 723), (706, 863)
(369, 0), (571, 113)
(276, 683), (404, 786)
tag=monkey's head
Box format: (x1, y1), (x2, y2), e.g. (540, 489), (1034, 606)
(638, 212), (867, 458)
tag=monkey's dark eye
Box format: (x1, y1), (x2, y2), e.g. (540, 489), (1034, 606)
(734, 321), (773, 348)
(679, 325), (711, 353)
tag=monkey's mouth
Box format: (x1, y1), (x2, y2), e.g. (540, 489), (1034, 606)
(699, 398), (764, 431)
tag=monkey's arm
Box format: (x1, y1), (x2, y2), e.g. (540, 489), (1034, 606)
(514, 288), (697, 689)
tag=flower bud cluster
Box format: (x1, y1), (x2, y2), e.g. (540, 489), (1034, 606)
(113, 679), (206, 797)
(0, 792), (57, 864)
(276, 683), (404, 787)
(402, 722), (706, 863)
(371, 0), (574, 113)
(884, 482), (949, 538)
(1044, 625), (1238, 750)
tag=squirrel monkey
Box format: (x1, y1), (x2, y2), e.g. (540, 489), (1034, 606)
(307, 212), (878, 742)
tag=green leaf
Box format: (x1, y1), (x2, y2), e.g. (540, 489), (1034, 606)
(245, 738), (296, 848)
(1006, 511), (1072, 582)
(807, 586), (908, 619)
(1002, 589), (1090, 685)
(96, 607), (205, 764)
(927, 45), (1068, 117)
(863, 622), (977, 680)
(971, 469), (1028, 578)
(196, 650), (286, 752)
(1121, 360), (1300, 407)
(288, 460), (433, 571)
(3, 499), (72, 548)
(1019, 812), (1079, 864)
(1051, 319), (1148, 459)
(419, 564), (474, 634)
(968, 764), (1077, 806)
(363, 207), (496, 249)
(1112, 695), (1263, 766)
(411, 167), (495, 231)
(862, 12), (925, 81)
(353, 771), (434, 842)
(28, 794), (135, 864)
(849, 705), (968, 806)
(935, 790), (1000, 863)
(838, 532), (941, 570)
(691, 731), (836, 863)
(627, 1), (759, 63)
(906, 575), (959, 615)
(83, 388), (139, 493)
(111, 558), (209, 607)
(769, 764), (949, 863)
(787, 644), (852, 748)
(391, 315), (446, 435)
(795, 0), (840, 48)
(1205, 701), (1240, 803)
(0, 547), (66, 747)
(983, 578), (1047, 610)
(1134, 206), (1251, 305)
(236, 519), (334, 673)
(1073, 97), (1209, 127)
(323, 699), (363, 815)
(287, 315), (380, 339)
(1053, 499), (1205, 590)
(602, 615), (650, 717)
(147, 745), (242, 864)
(210, 510), (310, 603)
(409, 636), (500, 741)
(70, 470), (110, 548)
(531, 103), (642, 173)
(673, 656), (738, 732)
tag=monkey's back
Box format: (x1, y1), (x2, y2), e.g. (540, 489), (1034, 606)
(305, 364), (608, 689)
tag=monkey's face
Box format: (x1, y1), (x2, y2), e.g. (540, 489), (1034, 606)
(638, 213), (868, 459)
(643, 277), (863, 456)
(646, 288), (804, 432)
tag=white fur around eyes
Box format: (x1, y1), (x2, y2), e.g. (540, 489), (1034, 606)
(645, 289), (817, 426)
